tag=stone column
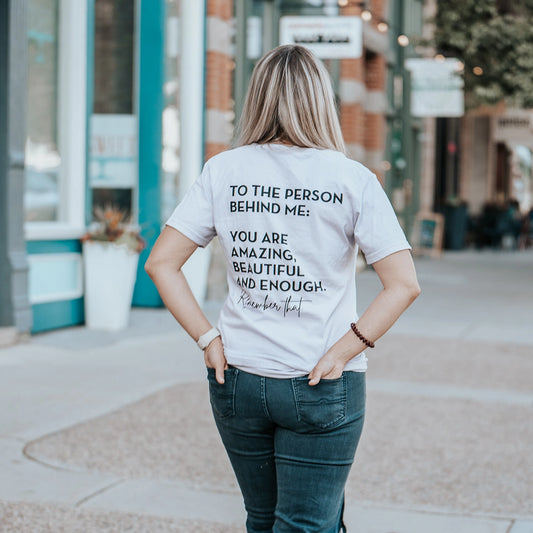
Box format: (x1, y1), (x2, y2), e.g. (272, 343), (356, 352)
(0, 0), (32, 339)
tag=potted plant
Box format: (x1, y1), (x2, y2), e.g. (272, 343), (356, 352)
(81, 205), (145, 331)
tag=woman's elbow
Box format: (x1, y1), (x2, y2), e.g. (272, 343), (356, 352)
(405, 280), (421, 302)
(144, 255), (165, 279)
(144, 255), (181, 279)
(389, 278), (421, 304)
(144, 258), (157, 278)
(411, 282), (422, 300)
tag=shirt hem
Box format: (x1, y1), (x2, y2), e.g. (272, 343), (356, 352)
(224, 350), (368, 379)
(365, 242), (412, 265)
(165, 220), (211, 248)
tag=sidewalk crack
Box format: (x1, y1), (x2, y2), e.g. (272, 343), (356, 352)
(75, 479), (126, 507)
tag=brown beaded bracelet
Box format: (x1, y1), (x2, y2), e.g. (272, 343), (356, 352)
(350, 322), (375, 348)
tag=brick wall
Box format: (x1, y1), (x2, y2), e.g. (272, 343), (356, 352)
(204, 0), (388, 175)
(340, 0), (388, 180)
(205, 0), (234, 301)
(205, 0), (234, 162)
(204, 0), (391, 300)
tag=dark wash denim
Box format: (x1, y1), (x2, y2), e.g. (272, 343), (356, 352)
(207, 366), (366, 533)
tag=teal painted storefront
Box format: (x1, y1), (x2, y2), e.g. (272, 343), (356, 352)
(29, 0), (167, 333)
(32, 299), (84, 333)
(132, 0), (165, 307)
(27, 240), (84, 333)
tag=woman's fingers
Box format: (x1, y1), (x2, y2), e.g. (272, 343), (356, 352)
(205, 338), (227, 384)
(215, 360), (226, 384)
(308, 354), (343, 385)
(308, 359), (332, 385)
(206, 357), (227, 384)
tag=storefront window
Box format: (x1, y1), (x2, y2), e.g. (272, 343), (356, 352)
(90, 0), (136, 220)
(161, 0), (181, 221)
(24, 0), (61, 222)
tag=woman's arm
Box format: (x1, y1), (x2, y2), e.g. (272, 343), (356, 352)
(308, 249), (421, 385)
(144, 226), (228, 384)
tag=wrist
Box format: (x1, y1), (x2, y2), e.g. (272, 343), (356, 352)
(197, 327), (221, 350)
(350, 322), (375, 348)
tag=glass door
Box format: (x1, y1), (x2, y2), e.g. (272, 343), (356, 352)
(89, 0), (137, 221)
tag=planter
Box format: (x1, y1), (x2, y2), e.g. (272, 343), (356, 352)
(443, 204), (469, 250)
(83, 241), (139, 331)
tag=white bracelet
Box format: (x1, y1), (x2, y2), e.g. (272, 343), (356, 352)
(197, 328), (221, 350)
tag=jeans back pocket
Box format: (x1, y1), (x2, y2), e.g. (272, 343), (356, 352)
(207, 367), (239, 419)
(292, 374), (347, 430)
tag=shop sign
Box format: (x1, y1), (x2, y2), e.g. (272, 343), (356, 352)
(493, 110), (533, 146)
(90, 114), (137, 188)
(247, 16), (262, 59)
(405, 58), (464, 117)
(279, 16), (362, 59)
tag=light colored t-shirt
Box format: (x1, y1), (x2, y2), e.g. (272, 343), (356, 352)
(166, 143), (411, 378)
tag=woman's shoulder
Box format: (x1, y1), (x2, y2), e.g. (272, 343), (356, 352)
(206, 144), (258, 166)
(205, 144), (375, 184)
(317, 150), (377, 187)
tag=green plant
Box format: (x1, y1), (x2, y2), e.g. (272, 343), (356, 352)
(81, 205), (146, 253)
(431, 0), (533, 109)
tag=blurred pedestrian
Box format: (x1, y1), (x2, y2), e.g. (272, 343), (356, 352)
(145, 44), (420, 533)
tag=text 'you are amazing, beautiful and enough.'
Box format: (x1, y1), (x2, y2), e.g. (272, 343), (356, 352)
(228, 183), (344, 317)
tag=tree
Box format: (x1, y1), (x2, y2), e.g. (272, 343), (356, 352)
(433, 0), (533, 108)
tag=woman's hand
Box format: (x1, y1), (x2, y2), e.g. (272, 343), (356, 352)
(204, 336), (228, 384)
(308, 351), (349, 385)
(308, 250), (421, 386)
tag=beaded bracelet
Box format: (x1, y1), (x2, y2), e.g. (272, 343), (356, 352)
(350, 322), (375, 348)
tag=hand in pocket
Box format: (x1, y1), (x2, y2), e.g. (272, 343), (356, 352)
(204, 336), (228, 384)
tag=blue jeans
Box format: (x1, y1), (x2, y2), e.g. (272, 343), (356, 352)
(207, 366), (366, 533)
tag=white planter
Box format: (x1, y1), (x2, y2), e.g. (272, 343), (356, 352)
(83, 241), (139, 331)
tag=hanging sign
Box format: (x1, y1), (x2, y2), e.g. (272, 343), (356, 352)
(279, 16), (363, 59)
(493, 110), (533, 146)
(405, 58), (464, 117)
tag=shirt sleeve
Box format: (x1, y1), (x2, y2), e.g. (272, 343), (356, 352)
(354, 173), (412, 264)
(165, 161), (216, 247)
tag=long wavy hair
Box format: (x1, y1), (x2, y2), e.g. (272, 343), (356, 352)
(235, 45), (345, 153)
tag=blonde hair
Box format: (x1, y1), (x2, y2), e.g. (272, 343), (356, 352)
(235, 45), (345, 153)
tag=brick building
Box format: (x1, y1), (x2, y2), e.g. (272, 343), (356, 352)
(204, 0), (392, 179)
(1, 0), (422, 337)
(203, 0), (409, 297)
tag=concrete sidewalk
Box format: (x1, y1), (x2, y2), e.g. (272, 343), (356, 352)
(1, 250), (532, 532)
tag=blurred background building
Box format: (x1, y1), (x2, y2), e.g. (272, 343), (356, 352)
(1, 0), (532, 338)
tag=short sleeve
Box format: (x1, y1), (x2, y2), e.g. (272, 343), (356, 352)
(165, 162), (216, 247)
(354, 174), (411, 264)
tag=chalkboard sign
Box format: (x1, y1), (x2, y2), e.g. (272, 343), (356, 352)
(420, 219), (437, 247)
(413, 212), (444, 258)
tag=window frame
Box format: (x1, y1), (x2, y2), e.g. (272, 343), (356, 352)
(25, 0), (88, 241)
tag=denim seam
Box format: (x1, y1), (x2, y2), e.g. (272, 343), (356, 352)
(290, 378), (302, 423)
(260, 376), (272, 420)
(229, 368), (239, 417)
